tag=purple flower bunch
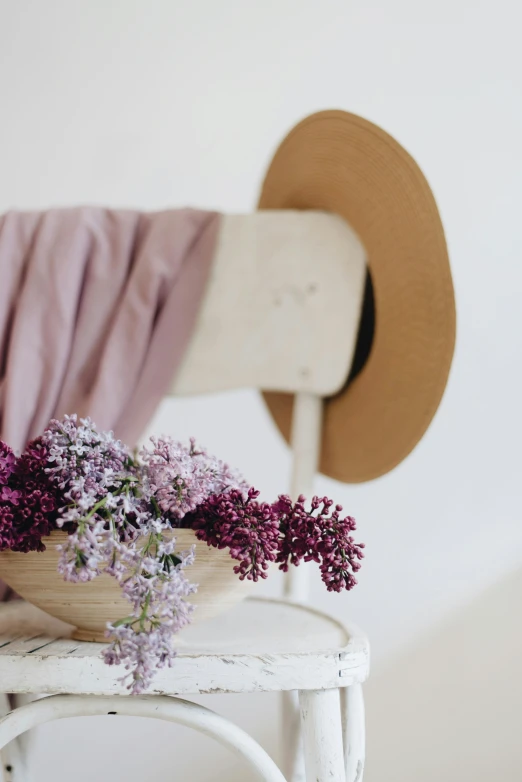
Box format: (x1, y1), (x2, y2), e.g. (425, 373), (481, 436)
(41, 417), (198, 693)
(0, 439), (60, 552)
(188, 490), (365, 592)
(141, 435), (247, 519)
(274, 494), (364, 592)
(188, 487), (281, 581)
(0, 415), (364, 694)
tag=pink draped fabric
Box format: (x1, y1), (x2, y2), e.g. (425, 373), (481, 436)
(0, 206), (220, 599)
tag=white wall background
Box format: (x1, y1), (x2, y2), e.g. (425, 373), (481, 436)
(1, 0), (522, 779)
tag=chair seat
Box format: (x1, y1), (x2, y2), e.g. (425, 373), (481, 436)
(0, 598), (369, 696)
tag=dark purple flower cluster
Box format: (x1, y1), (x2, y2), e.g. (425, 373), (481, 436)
(0, 441), (16, 484)
(189, 489), (364, 591)
(274, 494), (365, 592)
(188, 487), (281, 581)
(0, 438), (60, 552)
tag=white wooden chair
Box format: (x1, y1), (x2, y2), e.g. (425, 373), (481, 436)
(0, 210), (370, 782)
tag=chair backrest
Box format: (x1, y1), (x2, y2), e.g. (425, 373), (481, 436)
(170, 210), (367, 600)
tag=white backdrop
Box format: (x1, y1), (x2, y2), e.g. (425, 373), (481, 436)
(1, 1), (521, 780)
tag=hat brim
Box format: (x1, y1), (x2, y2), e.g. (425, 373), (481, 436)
(258, 110), (456, 483)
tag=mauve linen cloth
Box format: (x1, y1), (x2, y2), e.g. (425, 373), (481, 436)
(0, 206), (220, 600)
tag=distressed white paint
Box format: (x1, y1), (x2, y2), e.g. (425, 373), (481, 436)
(299, 689), (346, 782)
(0, 598), (368, 782)
(172, 211), (366, 398)
(341, 683), (365, 782)
(0, 694), (286, 782)
(0, 599), (369, 697)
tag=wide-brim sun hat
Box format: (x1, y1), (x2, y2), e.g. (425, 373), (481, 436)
(258, 110), (456, 483)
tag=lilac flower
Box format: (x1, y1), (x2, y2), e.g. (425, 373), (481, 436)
(103, 540), (196, 693)
(190, 490), (364, 592)
(0, 442), (16, 483)
(38, 417), (198, 693)
(141, 436), (247, 521)
(103, 624), (178, 692)
(274, 494), (365, 592)
(189, 487), (280, 581)
(0, 438), (60, 552)
(42, 415), (132, 499)
(0, 486), (21, 504)
(40, 416), (142, 581)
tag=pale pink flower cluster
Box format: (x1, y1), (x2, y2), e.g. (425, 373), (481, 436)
(141, 436), (247, 521)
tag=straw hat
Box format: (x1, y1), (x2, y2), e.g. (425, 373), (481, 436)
(258, 110), (456, 483)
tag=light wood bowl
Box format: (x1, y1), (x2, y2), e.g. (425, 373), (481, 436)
(0, 530), (253, 641)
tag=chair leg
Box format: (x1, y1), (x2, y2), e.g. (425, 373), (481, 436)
(298, 689), (345, 782)
(281, 691), (305, 782)
(341, 684), (365, 782)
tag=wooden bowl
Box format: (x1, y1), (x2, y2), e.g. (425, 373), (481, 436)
(0, 530), (253, 641)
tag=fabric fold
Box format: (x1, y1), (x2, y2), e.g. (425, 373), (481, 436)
(0, 206), (220, 601)
(0, 206), (220, 451)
